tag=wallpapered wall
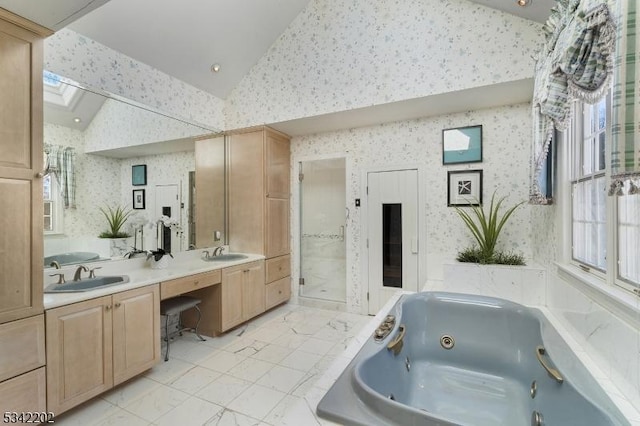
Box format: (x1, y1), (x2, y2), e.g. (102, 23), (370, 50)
(291, 103), (534, 312)
(43, 122), (195, 254)
(83, 98), (211, 152)
(225, 0), (542, 128)
(44, 28), (225, 131)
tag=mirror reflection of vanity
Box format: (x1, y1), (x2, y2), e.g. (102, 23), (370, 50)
(42, 72), (224, 265)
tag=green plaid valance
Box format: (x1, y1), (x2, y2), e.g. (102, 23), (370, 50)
(531, 0), (616, 204)
(609, 0), (640, 196)
(44, 144), (76, 209)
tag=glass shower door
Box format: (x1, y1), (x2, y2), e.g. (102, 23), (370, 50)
(299, 158), (346, 303)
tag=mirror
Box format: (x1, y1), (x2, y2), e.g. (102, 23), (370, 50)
(42, 71), (225, 265)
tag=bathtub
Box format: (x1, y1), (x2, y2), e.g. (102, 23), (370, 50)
(44, 251), (101, 266)
(317, 292), (629, 426)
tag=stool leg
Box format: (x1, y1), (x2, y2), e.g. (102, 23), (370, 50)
(194, 304), (206, 341)
(164, 314), (170, 362)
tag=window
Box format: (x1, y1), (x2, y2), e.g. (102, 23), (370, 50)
(571, 98), (607, 271)
(43, 174), (62, 234)
(569, 96), (640, 290)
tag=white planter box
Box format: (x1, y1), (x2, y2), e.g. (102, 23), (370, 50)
(440, 262), (546, 307)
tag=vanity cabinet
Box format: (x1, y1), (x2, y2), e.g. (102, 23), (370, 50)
(0, 10), (51, 415)
(228, 126), (292, 309)
(214, 260), (265, 333)
(46, 285), (160, 414)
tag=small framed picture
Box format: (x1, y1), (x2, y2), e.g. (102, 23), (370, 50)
(132, 164), (147, 186)
(442, 125), (482, 165)
(132, 189), (145, 209)
(447, 170), (483, 206)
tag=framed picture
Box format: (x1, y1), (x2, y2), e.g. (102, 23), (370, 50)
(132, 189), (145, 209)
(132, 164), (147, 186)
(447, 170), (483, 206)
(442, 125), (482, 165)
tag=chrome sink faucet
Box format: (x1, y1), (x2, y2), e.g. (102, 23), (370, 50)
(213, 246), (225, 256)
(202, 250), (212, 260)
(73, 265), (88, 282)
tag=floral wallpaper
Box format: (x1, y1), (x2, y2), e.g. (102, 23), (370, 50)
(44, 28), (224, 131)
(43, 123), (121, 240)
(119, 152), (195, 253)
(291, 103), (534, 312)
(225, 0), (542, 128)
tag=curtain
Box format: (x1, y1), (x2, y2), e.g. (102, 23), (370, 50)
(531, 0), (616, 204)
(44, 144), (76, 208)
(609, 0), (640, 196)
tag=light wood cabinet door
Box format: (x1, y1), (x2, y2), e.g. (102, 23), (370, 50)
(265, 131), (290, 199)
(266, 197), (290, 258)
(0, 367), (46, 414)
(242, 261), (265, 320)
(220, 267), (244, 331)
(228, 131), (264, 254)
(0, 19), (44, 325)
(46, 296), (113, 415)
(112, 285), (160, 386)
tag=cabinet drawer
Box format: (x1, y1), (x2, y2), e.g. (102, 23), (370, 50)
(265, 277), (291, 310)
(0, 315), (45, 382)
(161, 270), (221, 300)
(265, 255), (290, 283)
(0, 367), (46, 414)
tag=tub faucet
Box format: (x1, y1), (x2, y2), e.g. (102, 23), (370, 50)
(73, 265), (88, 282)
(213, 246), (225, 256)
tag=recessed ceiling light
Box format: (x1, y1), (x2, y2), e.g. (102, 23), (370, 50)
(211, 63), (221, 73)
(73, 117), (81, 123)
(516, 0), (531, 6)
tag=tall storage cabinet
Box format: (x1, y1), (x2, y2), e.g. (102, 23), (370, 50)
(228, 127), (291, 310)
(0, 10), (51, 414)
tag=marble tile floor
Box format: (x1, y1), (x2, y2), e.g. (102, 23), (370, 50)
(54, 302), (371, 426)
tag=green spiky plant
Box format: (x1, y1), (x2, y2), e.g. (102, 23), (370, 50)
(454, 192), (526, 265)
(98, 205), (133, 238)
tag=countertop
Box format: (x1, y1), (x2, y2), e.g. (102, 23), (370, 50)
(43, 249), (265, 310)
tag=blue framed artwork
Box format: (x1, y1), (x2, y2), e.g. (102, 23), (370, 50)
(132, 164), (147, 186)
(442, 125), (483, 165)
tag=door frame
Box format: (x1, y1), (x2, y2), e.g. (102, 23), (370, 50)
(360, 163), (427, 315)
(292, 152), (351, 308)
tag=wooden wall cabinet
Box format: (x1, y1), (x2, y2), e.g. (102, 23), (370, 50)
(214, 260), (265, 333)
(0, 10), (51, 415)
(46, 285), (160, 414)
(228, 126), (292, 310)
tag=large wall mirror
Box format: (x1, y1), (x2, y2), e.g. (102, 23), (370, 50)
(43, 71), (225, 266)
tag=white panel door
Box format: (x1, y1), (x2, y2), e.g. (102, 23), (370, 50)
(367, 170), (418, 314)
(155, 184), (180, 252)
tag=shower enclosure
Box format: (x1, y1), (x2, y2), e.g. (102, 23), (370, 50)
(299, 158), (347, 303)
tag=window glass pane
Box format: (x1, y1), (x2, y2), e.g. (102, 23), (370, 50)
(43, 174), (51, 200)
(383, 203), (402, 288)
(618, 193), (640, 285)
(597, 99), (606, 130)
(583, 137), (594, 175)
(597, 132), (606, 171)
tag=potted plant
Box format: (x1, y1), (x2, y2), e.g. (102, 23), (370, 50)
(99, 205), (133, 238)
(454, 192), (526, 265)
(98, 205), (134, 257)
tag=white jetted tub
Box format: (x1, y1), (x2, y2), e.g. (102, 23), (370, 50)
(317, 292), (629, 426)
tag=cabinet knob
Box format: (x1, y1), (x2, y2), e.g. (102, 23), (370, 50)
(114, 302), (121, 308)
(35, 172), (44, 178)
(278, 290), (282, 294)
(194, 281), (199, 285)
(105, 305), (112, 311)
